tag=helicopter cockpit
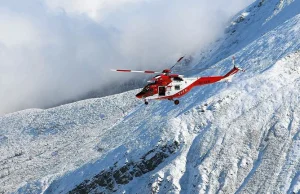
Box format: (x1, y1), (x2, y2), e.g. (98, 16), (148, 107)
(173, 76), (183, 82)
(143, 83), (155, 92)
(137, 83), (155, 97)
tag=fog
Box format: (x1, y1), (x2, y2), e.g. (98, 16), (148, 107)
(0, 0), (254, 115)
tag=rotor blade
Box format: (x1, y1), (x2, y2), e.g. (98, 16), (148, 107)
(170, 56), (185, 70)
(173, 56), (237, 75)
(177, 56), (184, 63)
(172, 66), (219, 74)
(111, 69), (161, 74)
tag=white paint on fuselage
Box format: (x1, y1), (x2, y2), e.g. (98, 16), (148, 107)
(145, 77), (199, 100)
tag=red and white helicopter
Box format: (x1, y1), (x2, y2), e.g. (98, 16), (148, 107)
(111, 56), (244, 105)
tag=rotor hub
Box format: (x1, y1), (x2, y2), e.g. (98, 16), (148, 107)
(162, 69), (171, 74)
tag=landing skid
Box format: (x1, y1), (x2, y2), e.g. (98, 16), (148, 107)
(168, 98), (180, 105)
(144, 99), (179, 105)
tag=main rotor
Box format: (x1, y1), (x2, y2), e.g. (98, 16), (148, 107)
(110, 56), (185, 76)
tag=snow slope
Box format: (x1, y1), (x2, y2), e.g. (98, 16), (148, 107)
(1, 0), (300, 193)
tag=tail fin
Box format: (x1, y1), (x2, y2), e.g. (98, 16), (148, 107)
(222, 56), (244, 81)
(231, 56), (245, 72)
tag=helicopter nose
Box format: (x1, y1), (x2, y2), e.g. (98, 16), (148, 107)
(136, 92), (143, 99)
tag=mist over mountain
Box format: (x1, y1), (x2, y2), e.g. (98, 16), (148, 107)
(0, 0), (253, 115)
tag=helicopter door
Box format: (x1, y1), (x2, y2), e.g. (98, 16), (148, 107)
(158, 86), (166, 96)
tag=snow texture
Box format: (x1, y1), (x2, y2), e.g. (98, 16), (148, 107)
(0, 0), (300, 193)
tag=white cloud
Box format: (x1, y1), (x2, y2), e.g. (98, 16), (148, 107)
(45, 0), (141, 21)
(0, 0), (254, 115)
(0, 9), (39, 47)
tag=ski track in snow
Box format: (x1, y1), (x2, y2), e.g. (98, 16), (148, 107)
(1, 0), (300, 193)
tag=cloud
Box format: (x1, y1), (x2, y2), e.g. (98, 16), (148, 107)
(0, 0), (254, 115)
(45, 0), (140, 21)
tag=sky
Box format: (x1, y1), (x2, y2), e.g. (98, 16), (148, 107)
(0, 0), (254, 115)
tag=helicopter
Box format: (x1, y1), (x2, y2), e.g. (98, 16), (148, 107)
(111, 56), (244, 105)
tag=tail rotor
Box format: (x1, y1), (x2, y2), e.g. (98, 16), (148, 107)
(232, 56), (245, 72)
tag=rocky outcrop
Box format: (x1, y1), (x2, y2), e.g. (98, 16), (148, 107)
(69, 141), (180, 194)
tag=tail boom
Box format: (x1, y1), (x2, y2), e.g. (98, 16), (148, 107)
(194, 66), (242, 86)
(224, 66), (240, 78)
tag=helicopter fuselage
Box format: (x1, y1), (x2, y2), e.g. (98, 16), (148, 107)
(111, 56), (242, 105)
(136, 66), (240, 103)
(136, 76), (221, 100)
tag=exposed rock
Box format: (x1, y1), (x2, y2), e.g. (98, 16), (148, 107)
(69, 141), (180, 194)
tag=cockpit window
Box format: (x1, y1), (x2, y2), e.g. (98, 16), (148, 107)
(142, 86), (149, 92)
(141, 84), (154, 93)
(173, 77), (183, 81)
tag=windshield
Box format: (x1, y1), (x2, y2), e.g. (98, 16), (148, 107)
(141, 83), (155, 93)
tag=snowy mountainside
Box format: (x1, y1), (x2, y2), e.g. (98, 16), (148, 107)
(1, 0), (300, 193)
(0, 91), (140, 193)
(191, 0), (300, 73)
(46, 51), (300, 194)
